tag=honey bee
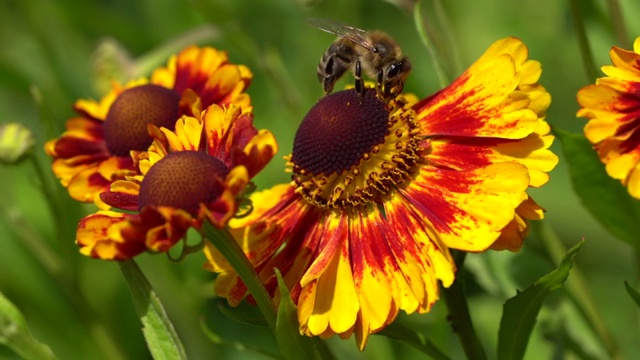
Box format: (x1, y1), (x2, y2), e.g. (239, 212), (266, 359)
(308, 17), (411, 98)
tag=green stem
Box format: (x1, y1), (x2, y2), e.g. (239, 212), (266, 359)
(413, 1), (450, 88)
(568, 0), (598, 81)
(28, 155), (67, 242)
(531, 221), (622, 360)
(203, 222), (278, 334)
(607, 0), (629, 47)
(441, 251), (487, 360)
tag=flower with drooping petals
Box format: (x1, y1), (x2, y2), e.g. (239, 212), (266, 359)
(45, 46), (252, 203)
(577, 37), (640, 199)
(204, 37), (557, 349)
(75, 103), (276, 260)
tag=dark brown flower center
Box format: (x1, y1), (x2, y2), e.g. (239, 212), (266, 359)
(138, 151), (229, 216)
(291, 89), (390, 175)
(289, 89), (421, 209)
(104, 84), (181, 156)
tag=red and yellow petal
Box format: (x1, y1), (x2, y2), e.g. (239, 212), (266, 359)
(396, 162), (529, 252)
(578, 84), (632, 143)
(205, 185), (295, 272)
(490, 195), (544, 251)
(241, 130), (279, 178)
(202, 165), (250, 227)
(151, 46), (253, 111)
(67, 166), (113, 202)
(415, 41), (539, 139)
(299, 221), (359, 338)
(160, 115), (204, 152)
(204, 105), (255, 161)
(77, 210), (144, 260)
(427, 120), (557, 188)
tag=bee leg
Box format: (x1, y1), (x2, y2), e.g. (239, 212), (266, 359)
(376, 69), (384, 96)
(321, 53), (350, 95)
(354, 60), (364, 100)
(322, 55), (337, 94)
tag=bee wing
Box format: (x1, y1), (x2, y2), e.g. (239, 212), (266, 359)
(307, 17), (375, 51)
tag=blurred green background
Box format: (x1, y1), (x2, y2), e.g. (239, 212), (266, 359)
(1, 0), (640, 358)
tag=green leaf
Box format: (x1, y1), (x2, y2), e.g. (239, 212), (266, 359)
(497, 240), (584, 360)
(555, 129), (640, 249)
(377, 321), (452, 360)
(624, 281), (640, 307)
(274, 269), (334, 360)
(0, 292), (56, 360)
(119, 260), (187, 360)
(215, 298), (269, 327)
(199, 317), (281, 359)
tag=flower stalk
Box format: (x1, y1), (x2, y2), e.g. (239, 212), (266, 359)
(568, 0), (598, 81)
(203, 222), (278, 334)
(441, 251), (487, 360)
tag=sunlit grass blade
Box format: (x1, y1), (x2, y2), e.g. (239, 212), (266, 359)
(0, 292), (57, 360)
(119, 260), (187, 360)
(555, 129), (640, 249)
(624, 281), (640, 307)
(497, 240), (585, 360)
(274, 269), (334, 360)
(377, 321), (452, 360)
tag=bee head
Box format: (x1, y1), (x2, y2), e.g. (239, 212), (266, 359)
(385, 57), (411, 81)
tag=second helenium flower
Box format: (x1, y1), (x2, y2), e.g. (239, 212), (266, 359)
(76, 103), (277, 260)
(577, 36), (640, 198)
(45, 46), (252, 204)
(205, 37), (558, 349)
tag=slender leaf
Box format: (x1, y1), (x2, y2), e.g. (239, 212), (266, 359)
(624, 281), (640, 307)
(215, 298), (269, 327)
(497, 240), (584, 360)
(0, 292), (56, 360)
(377, 321), (452, 360)
(199, 317), (281, 359)
(274, 269), (334, 360)
(119, 260), (187, 360)
(555, 129), (640, 250)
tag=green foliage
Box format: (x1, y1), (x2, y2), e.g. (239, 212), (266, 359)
(624, 282), (640, 308)
(0, 292), (56, 360)
(497, 240), (584, 360)
(555, 129), (640, 250)
(377, 321), (451, 360)
(119, 260), (187, 360)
